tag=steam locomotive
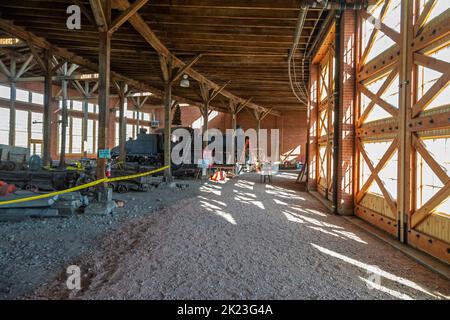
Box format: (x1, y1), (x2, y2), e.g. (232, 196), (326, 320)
(110, 127), (234, 170)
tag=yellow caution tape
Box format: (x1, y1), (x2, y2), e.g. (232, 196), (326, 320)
(0, 165), (169, 206)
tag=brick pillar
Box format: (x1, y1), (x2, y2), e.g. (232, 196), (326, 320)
(307, 62), (318, 191)
(336, 10), (356, 215)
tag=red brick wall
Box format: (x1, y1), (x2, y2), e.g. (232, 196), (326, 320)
(223, 109), (307, 164)
(337, 10), (356, 214)
(155, 106), (307, 163)
(154, 105), (232, 132)
(307, 12), (356, 214)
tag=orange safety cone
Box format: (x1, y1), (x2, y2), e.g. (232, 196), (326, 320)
(210, 171), (219, 181)
(210, 170), (225, 182)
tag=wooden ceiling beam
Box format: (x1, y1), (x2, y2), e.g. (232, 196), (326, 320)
(0, 18), (207, 109)
(109, 0), (149, 34)
(113, 0), (280, 117)
(89, 0), (108, 31)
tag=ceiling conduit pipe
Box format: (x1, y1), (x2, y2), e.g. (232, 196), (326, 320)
(288, 4), (308, 105)
(289, 1), (367, 104)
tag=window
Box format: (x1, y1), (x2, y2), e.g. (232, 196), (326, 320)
(86, 119), (95, 154)
(15, 110), (28, 147)
(115, 122), (120, 146)
(16, 88), (29, 103)
(0, 85), (10, 99)
(32, 92), (44, 105)
(88, 103), (95, 113)
(31, 112), (43, 140)
(72, 100), (83, 111)
(416, 137), (450, 214)
(126, 123), (134, 140)
(72, 117), (82, 153)
(0, 107), (9, 144)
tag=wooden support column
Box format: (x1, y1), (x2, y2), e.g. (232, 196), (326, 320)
(59, 62), (68, 168)
(163, 79), (172, 178)
(160, 54), (173, 180)
(256, 116), (261, 162)
(131, 94), (149, 135)
(96, 30), (111, 180)
(227, 98), (250, 164)
(199, 80), (230, 150)
(230, 100), (237, 133)
(198, 82), (210, 150)
(72, 79), (97, 157)
(82, 82), (90, 157)
(249, 107), (271, 163)
(8, 57), (16, 146)
(398, 0), (414, 243)
(43, 50), (53, 166)
(158, 52), (198, 179)
(117, 82), (127, 163)
(228, 100), (238, 164)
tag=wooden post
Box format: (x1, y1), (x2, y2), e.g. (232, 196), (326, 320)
(230, 100), (237, 163)
(202, 101), (209, 150)
(136, 104), (140, 133)
(256, 117), (261, 163)
(82, 81), (89, 157)
(118, 82), (127, 163)
(398, 0), (413, 243)
(160, 54), (173, 180)
(96, 30), (111, 180)
(59, 62), (68, 168)
(43, 50), (53, 166)
(163, 80), (172, 179)
(8, 57), (16, 146)
(249, 108), (268, 164)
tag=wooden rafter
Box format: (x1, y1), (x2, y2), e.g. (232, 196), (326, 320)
(112, 0), (280, 117)
(109, 0), (148, 34)
(235, 97), (252, 114)
(89, 0), (108, 31)
(170, 54), (202, 85)
(72, 0), (97, 27)
(27, 42), (46, 72)
(0, 58), (11, 77)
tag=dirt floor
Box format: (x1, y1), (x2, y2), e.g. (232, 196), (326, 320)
(1, 172), (449, 299)
(0, 178), (204, 299)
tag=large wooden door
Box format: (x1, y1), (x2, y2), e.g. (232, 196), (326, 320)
(356, 0), (450, 263)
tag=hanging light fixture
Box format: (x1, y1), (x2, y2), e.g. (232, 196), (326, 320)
(180, 74), (190, 88)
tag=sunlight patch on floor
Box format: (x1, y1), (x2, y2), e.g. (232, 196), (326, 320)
(311, 243), (439, 299)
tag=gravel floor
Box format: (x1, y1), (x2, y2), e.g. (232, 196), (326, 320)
(0, 178), (204, 299)
(18, 172), (449, 300)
